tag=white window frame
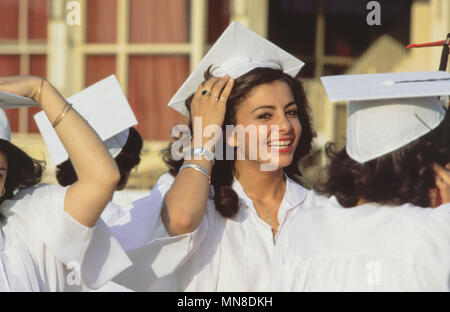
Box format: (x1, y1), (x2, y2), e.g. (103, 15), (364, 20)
(0, 0), (48, 133)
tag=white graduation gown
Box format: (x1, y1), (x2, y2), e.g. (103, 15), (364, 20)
(93, 200), (148, 292)
(0, 184), (132, 291)
(269, 191), (450, 291)
(111, 173), (309, 292)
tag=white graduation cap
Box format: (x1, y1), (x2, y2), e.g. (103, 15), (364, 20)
(168, 21), (305, 116)
(34, 75), (138, 165)
(0, 91), (39, 141)
(321, 71), (450, 163)
(0, 108), (12, 141)
(0, 90), (38, 110)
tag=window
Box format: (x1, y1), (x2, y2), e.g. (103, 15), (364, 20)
(0, 0), (48, 133)
(0, 0), (231, 140)
(268, 0), (412, 78)
(69, 0), (230, 140)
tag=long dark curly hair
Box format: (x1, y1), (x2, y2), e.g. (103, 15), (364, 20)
(317, 109), (450, 208)
(56, 127), (143, 188)
(0, 139), (44, 206)
(162, 67), (316, 218)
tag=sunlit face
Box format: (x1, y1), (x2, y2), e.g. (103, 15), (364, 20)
(0, 151), (8, 195)
(231, 80), (302, 169)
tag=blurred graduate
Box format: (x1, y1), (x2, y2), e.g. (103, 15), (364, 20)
(34, 75), (143, 228)
(270, 69), (450, 291)
(0, 76), (131, 291)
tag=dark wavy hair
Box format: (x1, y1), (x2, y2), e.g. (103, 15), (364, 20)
(0, 139), (44, 206)
(56, 127), (143, 188)
(318, 109), (450, 208)
(162, 67), (316, 218)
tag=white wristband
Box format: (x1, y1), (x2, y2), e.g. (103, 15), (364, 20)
(184, 147), (214, 161)
(179, 163), (211, 183)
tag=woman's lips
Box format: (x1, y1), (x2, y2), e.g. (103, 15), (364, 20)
(267, 137), (294, 153)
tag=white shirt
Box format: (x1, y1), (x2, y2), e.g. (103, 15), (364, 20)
(111, 173), (309, 291)
(269, 192), (450, 291)
(0, 184), (132, 291)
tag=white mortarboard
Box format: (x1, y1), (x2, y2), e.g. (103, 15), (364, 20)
(0, 108), (12, 141)
(168, 21), (305, 116)
(0, 91), (39, 141)
(321, 71), (450, 163)
(34, 75), (138, 165)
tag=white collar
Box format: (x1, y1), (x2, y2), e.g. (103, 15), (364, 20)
(231, 173), (308, 211)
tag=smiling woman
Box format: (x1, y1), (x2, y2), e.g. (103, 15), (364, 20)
(163, 67), (314, 221)
(108, 22), (316, 292)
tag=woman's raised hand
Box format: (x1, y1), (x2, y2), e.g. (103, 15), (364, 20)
(0, 76), (44, 102)
(190, 75), (234, 147)
(1, 75), (119, 228)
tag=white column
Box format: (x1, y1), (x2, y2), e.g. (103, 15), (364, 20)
(231, 0), (269, 37)
(48, 0), (68, 95)
(190, 0), (208, 71)
(117, 0), (129, 95)
(18, 0), (29, 133)
(430, 0), (450, 70)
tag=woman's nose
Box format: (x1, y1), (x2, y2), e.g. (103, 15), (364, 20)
(277, 114), (292, 133)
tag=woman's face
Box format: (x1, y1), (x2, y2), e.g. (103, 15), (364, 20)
(0, 151), (8, 194)
(232, 80), (302, 169)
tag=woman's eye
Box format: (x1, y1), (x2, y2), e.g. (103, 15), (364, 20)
(257, 113), (271, 120)
(287, 110), (298, 116)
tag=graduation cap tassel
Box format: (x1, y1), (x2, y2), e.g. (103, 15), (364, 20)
(438, 33), (450, 72)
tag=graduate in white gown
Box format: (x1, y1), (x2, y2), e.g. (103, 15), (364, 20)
(34, 75), (143, 292)
(34, 75), (143, 228)
(110, 21), (316, 292)
(0, 75), (131, 291)
(269, 71), (450, 291)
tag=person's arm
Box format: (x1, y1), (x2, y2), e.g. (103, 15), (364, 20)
(162, 75), (234, 236)
(0, 76), (120, 227)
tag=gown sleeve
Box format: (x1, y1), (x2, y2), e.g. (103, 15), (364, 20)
(109, 173), (209, 291)
(413, 204), (450, 291)
(3, 184), (132, 291)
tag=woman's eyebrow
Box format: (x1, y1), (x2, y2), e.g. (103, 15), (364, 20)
(251, 101), (297, 113)
(285, 101), (297, 109)
(251, 105), (275, 113)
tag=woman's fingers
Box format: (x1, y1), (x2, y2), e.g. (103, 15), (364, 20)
(433, 163), (450, 185)
(210, 75), (231, 102)
(433, 163), (450, 205)
(191, 75), (234, 121)
(218, 76), (234, 104)
(200, 77), (221, 96)
(0, 76), (41, 100)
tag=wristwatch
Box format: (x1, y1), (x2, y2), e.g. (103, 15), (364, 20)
(184, 147), (215, 161)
